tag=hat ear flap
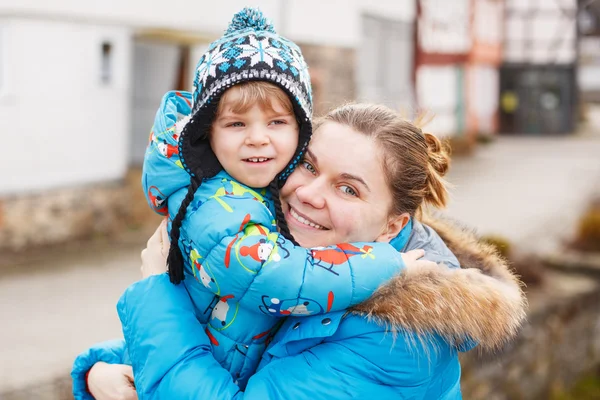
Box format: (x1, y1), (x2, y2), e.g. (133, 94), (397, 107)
(179, 106), (223, 179)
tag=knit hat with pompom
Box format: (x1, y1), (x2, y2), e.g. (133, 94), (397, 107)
(178, 7), (313, 184)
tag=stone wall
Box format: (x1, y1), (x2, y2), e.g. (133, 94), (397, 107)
(0, 183), (128, 252)
(0, 169), (159, 253)
(461, 270), (600, 399)
(298, 43), (356, 116)
(1, 377), (71, 400)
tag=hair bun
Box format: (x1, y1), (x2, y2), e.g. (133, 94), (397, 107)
(423, 132), (450, 177)
(226, 7), (275, 34)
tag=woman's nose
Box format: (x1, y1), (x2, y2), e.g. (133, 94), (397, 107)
(295, 179), (326, 209)
(245, 126), (270, 146)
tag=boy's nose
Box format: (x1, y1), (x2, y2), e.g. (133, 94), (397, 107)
(245, 126), (270, 146)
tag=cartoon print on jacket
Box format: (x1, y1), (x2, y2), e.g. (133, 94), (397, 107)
(210, 179), (268, 213)
(223, 222), (289, 272)
(190, 249), (218, 294)
(212, 295), (236, 327)
(194, 260), (214, 289)
(147, 186), (167, 215)
(309, 243), (375, 275)
(202, 295), (221, 318)
(240, 239), (281, 264)
(205, 326), (219, 346)
(157, 140), (179, 158)
(259, 294), (327, 316)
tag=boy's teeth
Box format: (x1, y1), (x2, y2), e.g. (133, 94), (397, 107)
(248, 157), (268, 162)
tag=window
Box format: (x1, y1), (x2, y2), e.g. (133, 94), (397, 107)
(504, 1), (577, 64)
(101, 41), (113, 84)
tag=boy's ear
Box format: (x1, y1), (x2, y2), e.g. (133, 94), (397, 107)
(375, 213), (410, 243)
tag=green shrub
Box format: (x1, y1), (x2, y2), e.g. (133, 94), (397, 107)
(573, 201), (600, 252)
(481, 235), (512, 259)
(481, 234), (544, 286)
(551, 374), (600, 400)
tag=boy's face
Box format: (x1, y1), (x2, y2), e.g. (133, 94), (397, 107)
(210, 87), (299, 188)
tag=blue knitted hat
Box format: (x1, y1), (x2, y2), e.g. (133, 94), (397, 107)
(179, 7), (313, 185)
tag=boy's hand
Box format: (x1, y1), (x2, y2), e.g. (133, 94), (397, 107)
(140, 219), (170, 279)
(87, 362), (137, 400)
(401, 249), (438, 269)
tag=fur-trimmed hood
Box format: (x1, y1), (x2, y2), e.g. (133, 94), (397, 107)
(352, 216), (527, 352)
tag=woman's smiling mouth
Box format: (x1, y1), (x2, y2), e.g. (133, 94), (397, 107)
(289, 207), (327, 230)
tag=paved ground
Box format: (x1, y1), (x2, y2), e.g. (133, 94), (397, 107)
(444, 131), (600, 255)
(1, 119), (599, 395)
(0, 234), (146, 395)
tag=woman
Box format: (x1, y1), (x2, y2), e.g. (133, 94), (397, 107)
(80, 104), (526, 399)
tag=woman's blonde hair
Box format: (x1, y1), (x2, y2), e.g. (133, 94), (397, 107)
(313, 103), (450, 217)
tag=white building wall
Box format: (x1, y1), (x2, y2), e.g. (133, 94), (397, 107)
(0, 18), (132, 195)
(286, 0), (415, 47)
(418, 0), (471, 54)
(469, 65), (499, 134)
(0, 0), (415, 47)
(285, 0), (359, 46)
(474, 0), (503, 45)
(359, 0), (416, 21)
(504, 0), (577, 64)
(579, 37), (600, 92)
(0, 1), (280, 38)
(357, 15), (414, 110)
(416, 65), (461, 137)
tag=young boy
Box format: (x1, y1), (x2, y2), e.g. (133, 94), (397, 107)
(72, 8), (411, 396)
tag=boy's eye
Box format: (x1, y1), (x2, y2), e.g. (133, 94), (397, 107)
(302, 160), (316, 175)
(228, 122), (244, 127)
(340, 185), (358, 197)
(269, 120), (286, 125)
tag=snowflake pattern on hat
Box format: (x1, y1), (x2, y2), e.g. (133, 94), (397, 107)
(238, 36), (285, 68)
(190, 9), (312, 121)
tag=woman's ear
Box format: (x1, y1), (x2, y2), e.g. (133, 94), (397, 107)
(375, 213), (410, 243)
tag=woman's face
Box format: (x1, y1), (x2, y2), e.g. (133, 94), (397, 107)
(280, 122), (406, 248)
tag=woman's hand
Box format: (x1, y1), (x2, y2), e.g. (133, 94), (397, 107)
(401, 249), (438, 269)
(140, 219), (170, 279)
(87, 362), (137, 400)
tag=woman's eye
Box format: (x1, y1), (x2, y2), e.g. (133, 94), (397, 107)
(302, 161), (316, 175)
(340, 185), (358, 197)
